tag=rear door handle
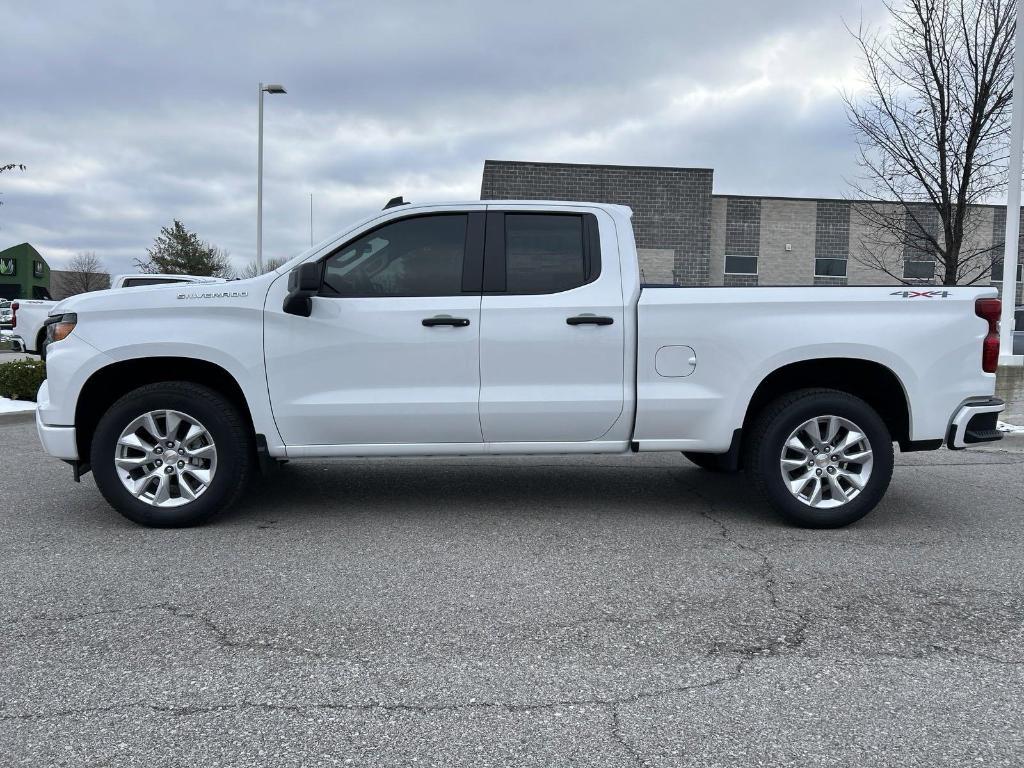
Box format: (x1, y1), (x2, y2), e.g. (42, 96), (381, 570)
(566, 315), (614, 326)
(422, 316), (471, 327)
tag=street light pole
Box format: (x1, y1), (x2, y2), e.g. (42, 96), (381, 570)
(1000, 5), (1024, 365)
(256, 82), (287, 273)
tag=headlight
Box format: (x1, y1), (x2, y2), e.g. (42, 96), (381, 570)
(45, 313), (77, 344)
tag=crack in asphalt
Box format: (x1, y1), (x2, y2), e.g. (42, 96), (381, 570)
(0, 661), (748, 724)
(611, 703), (647, 767)
(674, 477), (783, 611)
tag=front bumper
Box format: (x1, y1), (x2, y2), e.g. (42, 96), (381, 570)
(35, 381), (78, 460)
(947, 397), (1004, 449)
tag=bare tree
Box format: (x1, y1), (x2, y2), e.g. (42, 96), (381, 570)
(845, 0), (1016, 285)
(0, 163), (26, 214)
(237, 256), (287, 279)
(62, 252), (109, 295)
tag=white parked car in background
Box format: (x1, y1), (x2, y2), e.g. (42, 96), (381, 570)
(12, 274), (224, 358)
(35, 200), (1004, 529)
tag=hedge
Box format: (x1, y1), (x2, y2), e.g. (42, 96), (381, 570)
(0, 359), (46, 401)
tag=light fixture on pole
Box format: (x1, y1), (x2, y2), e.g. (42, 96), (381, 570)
(1000, 6), (1024, 366)
(257, 82), (287, 273)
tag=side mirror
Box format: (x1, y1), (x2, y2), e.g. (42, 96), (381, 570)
(283, 262), (321, 317)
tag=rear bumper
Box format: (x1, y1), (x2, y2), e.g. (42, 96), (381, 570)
(1, 330), (24, 351)
(35, 381), (78, 460)
(947, 397), (1004, 449)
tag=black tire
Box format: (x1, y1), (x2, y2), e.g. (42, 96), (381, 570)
(744, 388), (894, 528)
(682, 451), (737, 472)
(90, 382), (253, 527)
(37, 333), (48, 361)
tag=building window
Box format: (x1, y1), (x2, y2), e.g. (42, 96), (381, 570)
(992, 260), (1023, 282)
(814, 258), (847, 277)
(903, 260), (935, 280)
(724, 254), (757, 275)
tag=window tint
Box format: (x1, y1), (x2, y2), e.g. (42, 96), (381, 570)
(724, 255), (757, 275)
(505, 214), (587, 294)
(322, 214), (467, 297)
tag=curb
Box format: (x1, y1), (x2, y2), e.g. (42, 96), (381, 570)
(995, 431), (1024, 449)
(0, 410), (35, 425)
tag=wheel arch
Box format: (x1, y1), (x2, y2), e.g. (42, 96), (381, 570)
(74, 357), (256, 460)
(741, 358), (911, 447)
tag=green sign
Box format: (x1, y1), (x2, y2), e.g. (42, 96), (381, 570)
(0, 258), (15, 277)
(33, 260), (43, 279)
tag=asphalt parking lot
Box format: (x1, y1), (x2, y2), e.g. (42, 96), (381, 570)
(1, 413), (1022, 767)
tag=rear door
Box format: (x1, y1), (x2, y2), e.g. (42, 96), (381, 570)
(478, 207), (625, 443)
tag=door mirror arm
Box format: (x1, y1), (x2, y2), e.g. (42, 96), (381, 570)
(283, 262), (321, 317)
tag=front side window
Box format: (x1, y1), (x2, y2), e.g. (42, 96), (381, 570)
(505, 214), (589, 294)
(321, 214), (467, 298)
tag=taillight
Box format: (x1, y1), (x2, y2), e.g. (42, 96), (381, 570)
(10, 302), (17, 329)
(975, 297), (1001, 373)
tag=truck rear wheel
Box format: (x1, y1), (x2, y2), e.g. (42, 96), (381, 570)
(90, 382), (253, 527)
(745, 388), (894, 528)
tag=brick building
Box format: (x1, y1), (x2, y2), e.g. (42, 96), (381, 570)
(480, 160), (1024, 302)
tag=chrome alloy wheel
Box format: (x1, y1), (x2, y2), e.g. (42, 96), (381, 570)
(114, 409), (218, 507)
(779, 415), (873, 509)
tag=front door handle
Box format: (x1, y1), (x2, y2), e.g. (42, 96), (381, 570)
(566, 315), (614, 326)
(422, 316), (471, 327)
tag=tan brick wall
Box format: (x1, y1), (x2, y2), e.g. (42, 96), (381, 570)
(961, 205), (995, 283)
(847, 202), (904, 285)
(637, 249), (675, 284)
(758, 199), (816, 285)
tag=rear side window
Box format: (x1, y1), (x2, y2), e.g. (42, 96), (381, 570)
(483, 212), (600, 295)
(321, 214), (468, 298)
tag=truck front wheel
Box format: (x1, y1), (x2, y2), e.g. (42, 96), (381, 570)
(745, 388), (894, 528)
(90, 382), (253, 527)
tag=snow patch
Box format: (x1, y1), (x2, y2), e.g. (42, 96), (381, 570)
(0, 397), (36, 414)
(997, 421), (1024, 434)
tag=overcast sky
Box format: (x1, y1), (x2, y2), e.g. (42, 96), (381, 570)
(1, 0), (891, 276)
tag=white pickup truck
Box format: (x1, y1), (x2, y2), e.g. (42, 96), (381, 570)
(35, 201), (1004, 528)
(12, 273), (225, 358)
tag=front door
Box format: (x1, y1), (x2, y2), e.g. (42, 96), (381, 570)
(478, 208), (626, 443)
(265, 209), (485, 446)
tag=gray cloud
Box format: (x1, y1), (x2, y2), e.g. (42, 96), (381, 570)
(1, 0), (888, 276)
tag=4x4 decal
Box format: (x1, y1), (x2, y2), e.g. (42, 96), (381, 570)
(890, 289), (951, 298)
